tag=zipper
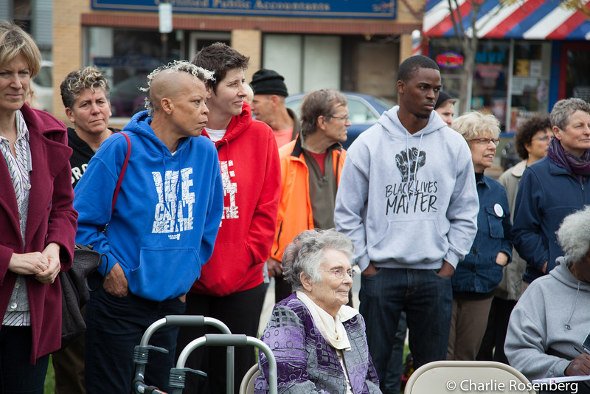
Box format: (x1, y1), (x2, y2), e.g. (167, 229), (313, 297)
(273, 221), (283, 256)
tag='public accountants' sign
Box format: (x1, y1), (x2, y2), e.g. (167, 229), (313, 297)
(91, 0), (396, 19)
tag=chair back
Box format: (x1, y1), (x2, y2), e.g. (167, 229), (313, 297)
(239, 364), (261, 394)
(404, 360), (535, 394)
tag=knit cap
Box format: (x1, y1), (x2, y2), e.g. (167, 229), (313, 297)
(250, 69), (289, 97)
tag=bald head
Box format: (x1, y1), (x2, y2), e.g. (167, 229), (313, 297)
(142, 60), (214, 115)
(150, 70), (195, 113)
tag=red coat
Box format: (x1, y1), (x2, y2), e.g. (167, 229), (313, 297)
(192, 103), (280, 296)
(0, 104), (77, 363)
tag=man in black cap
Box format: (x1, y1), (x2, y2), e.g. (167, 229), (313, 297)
(250, 69), (300, 148)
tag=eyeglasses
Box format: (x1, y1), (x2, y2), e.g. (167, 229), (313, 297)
(329, 114), (350, 122)
(323, 268), (355, 280)
(469, 138), (500, 146)
(532, 135), (552, 142)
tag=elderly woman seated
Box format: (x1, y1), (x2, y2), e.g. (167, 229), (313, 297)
(255, 229), (380, 393)
(505, 206), (590, 386)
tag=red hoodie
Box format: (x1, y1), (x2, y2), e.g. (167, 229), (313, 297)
(192, 103), (280, 296)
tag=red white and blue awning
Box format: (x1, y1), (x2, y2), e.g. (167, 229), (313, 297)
(423, 0), (590, 40)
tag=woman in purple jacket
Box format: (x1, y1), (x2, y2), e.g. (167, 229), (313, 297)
(256, 229), (380, 393)
(0, 21), (77, 393)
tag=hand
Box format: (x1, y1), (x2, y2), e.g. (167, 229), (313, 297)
(8, 252), (49, 275)
(362, 262), (379, 277)
(179, 294), (186, 303)
(495, 252), (509, 267)
(35, 255), (61, 284)
(437, 260), (455, 278)
(267, 258), (283, 278)
(103, 263), (128, 297)
(565, 353), (590, 376)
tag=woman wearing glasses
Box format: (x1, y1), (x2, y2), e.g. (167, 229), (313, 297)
(446, 112), (512, 361)
(256, 229), (380, 393)
(478, 114), (551, 363)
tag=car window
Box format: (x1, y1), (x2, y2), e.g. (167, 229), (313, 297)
(34, 65), (52, 88)
(347, 98), (379, 123)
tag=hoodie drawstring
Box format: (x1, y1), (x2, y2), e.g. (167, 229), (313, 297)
(564, 281), (580, 330)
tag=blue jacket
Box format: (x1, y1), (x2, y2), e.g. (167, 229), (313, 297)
(74, 110), (224, 301)
(452, 175), (512, 294)
(513, 157), (590, 283)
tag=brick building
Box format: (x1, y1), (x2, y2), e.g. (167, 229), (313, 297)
(51, 0), (424, 121)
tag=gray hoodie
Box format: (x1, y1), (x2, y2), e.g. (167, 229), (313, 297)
(505, 259), (590, 380)
(335, 106), (478, 271)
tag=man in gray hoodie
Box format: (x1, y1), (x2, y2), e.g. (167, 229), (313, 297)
(505, 206), (590, 386)
(334, 55), (478, 391)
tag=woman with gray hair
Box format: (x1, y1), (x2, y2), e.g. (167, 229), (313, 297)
(513, 98), (590, 285)
(256, 229), (380, 393)
(505, 206), (590, 384)
(447, 112), (512, 361)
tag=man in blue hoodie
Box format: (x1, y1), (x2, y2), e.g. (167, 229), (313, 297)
(335, 55), (478, 392)
(74, 60), (224, 393)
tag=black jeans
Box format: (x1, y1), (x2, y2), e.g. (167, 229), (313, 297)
(0, 326), (49, 394)
(85, 279), (186, 394)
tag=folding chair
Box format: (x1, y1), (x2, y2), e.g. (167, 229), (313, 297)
(404, 360), (535, 394)
(239, 364), (261, 394)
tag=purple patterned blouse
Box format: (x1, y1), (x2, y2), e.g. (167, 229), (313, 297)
(255, 294), (381, 393)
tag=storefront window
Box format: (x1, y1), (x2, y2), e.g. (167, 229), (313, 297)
(430, 38), (550, 131)
(510, 41), (551, 131)
(565, 43), (590, 102)
(87, 27), (181, 117)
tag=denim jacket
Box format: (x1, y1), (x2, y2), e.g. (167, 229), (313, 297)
(452, 175), (512, 294)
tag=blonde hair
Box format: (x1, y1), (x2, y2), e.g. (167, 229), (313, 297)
(0, 21), (41, 77)
(452, 111), (500, 140)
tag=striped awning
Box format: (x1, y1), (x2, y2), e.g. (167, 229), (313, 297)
(423, 0), (590, 40)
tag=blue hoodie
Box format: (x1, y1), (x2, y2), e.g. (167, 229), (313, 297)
(335, 107), (479, 271)
(74, 110), (224, 301)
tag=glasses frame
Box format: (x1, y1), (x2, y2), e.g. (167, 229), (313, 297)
(468, 137), (500, 146)
(328, 114), (350, 122)
(322, 268), (355, 280)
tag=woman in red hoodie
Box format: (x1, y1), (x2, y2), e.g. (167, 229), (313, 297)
(177, 43), (280, 393)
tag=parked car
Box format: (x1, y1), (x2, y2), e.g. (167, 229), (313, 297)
(285, 91), (392, 148)
(109, 74), (148, 117)
(30, 60), (53, 113)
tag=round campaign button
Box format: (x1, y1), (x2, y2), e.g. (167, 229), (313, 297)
(494, 203), (504, 217)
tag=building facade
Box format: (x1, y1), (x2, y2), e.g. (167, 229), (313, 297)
(423, 0), (590, 132)
(52, 0), (424, 120)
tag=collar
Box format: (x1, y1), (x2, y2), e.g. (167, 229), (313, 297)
(0, 110), (30, 144)
(291, 135), (342, 158)
(509, 160), (527, 178)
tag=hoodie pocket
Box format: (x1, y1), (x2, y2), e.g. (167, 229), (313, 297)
(368, 218), (447, 264)
(128, 247), (201, 301)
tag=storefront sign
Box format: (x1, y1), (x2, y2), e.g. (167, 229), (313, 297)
(435, 51), (464, 69)
(91, 0), (397, 19)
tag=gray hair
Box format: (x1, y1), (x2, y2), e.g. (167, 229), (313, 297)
(452, 111), (500, 140)
(141, 60), (214, 115)
(300, 89), (347, 137)
(550, 98), (590, 130)
(556, 206), (590, 264)
(282, 229), (353, 291)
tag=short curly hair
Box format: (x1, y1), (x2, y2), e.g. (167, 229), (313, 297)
(514, 114), (551, 160)
(282, 229), (353, 292)
(60, 66), (110, 109)
(452, 111), (500, 140)
(557, 206), (590, 264)
(550, 98), (590, 130)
